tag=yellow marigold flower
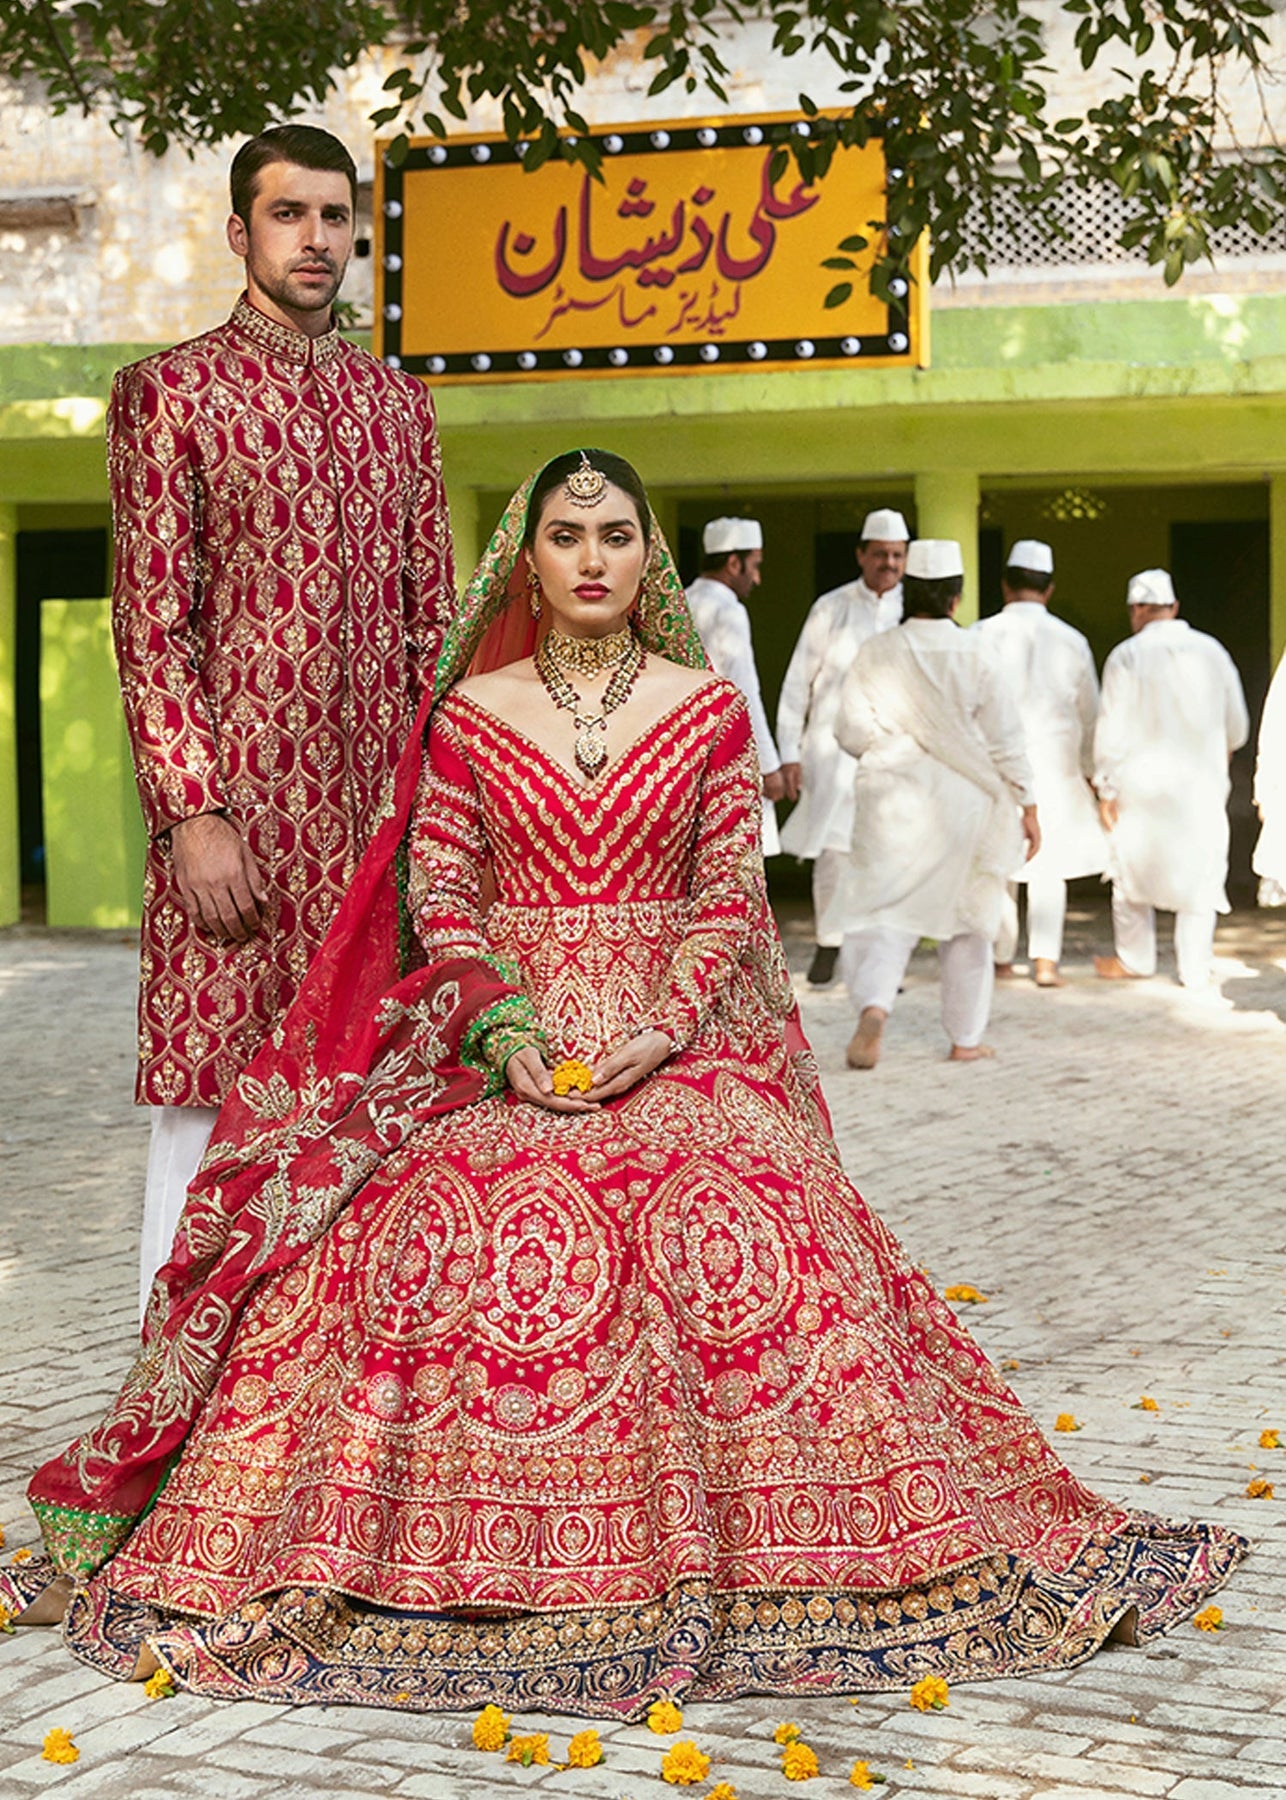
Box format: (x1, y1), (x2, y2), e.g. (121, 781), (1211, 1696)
(1259, 1429), (1280, 1450)
(566, 1728), (604, 1769)
(1193, 1606), (1224, 1632)
(505, 1732), (550, 1767)
(709, 1785), (739, 1800)
(850, 1762), (887, 1789)
(143, 1668), (175, 1700)
(0, 1605), (13, 1635)
(660, 1740), (711, 1785)
(472, 1704), (511, 1752)
(648, 1699), (684, 1734)
(0, 1525), (5, 1549)
(1246, 1477), (1274, 1499)
(781, 1740), (820, 1781)
(10, 1547), (32, 1564)
(908, 1674), (950, 1712)
(773, 1721), (802, 1745)
(42, 1729), (79, 1765)
(1134, 1396), (1160, 1411)
(551, 1058), (594, 1095)
(1054, 1413), (1082, 1433)
(943, 1283), (988, 1304)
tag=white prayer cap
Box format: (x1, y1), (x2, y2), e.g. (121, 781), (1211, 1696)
(860, 507), (910, 543)
(1127, 568), (1177, 609)
(703, 516), (763, 555)
(905, 538), (964, 580)
(1006, 539), (1054, 574)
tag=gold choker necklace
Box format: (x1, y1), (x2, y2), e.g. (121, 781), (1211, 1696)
(535, 628), (645, 778)
(542, 625), (635, 677)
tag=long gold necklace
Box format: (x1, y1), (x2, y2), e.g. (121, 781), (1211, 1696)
(536, 626), (645, 778)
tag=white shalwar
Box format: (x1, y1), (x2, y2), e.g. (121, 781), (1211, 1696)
(973, 601), (1106, 964)
(140, 1103), (217, 1320)
(1253, 649), (1286, 904)
(686, 574), (781, 854)
(829, 619), (1035, 1046)
(778, 576), (902, 945)
(1094, 617), (1248, 986)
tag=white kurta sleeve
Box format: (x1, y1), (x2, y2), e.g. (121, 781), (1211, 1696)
(1255, 655), (1286, 811)
(775, 597), (830, 764)
(711, 602), (780, 774)
(1222, 650), (1250, 756)
(1092, 647), (1131, 801)
(834, 655), (879, 760)
(975, 658), (1037, 805)
(1075, 641), (1100, 779)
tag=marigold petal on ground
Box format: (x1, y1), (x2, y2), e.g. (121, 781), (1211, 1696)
(648, 1699), (684, 1734)
(0, 1525), (5, 1549)
(566, 1728), (604, 1768)
(143, 1668), (175, 1699)
(1133, 1396), (1160, 1411)
(781, 1741), (820, 1780)
(1054, 1413), (1082, 1432)
(660, 1740), (711, 1785)
(773, 1721), (802, 1745)
(0, 1605), (13, 1634)
(1246, 1477), (1274, 1499)
(1193, 1605), (1224, 1631)
(505, 1732), (550, 1767)
(908, 1674), (950, 1712)
(1259, 1429), (1280, 1449)
(709, 1784), (739, 1800)
(10, 1547), (32, 1564)
(472, 1703), (511, 1751)
(850, 1763), (887, 1790)
(943, 1283), (988, 1304)
(42, 1729), (79, 1764)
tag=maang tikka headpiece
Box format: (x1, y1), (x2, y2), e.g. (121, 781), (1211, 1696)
(563, 452), (609, 508)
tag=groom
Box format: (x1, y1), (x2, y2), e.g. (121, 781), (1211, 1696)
(110, 123), (456, 1314)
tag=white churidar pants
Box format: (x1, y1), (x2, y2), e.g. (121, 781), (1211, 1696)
(1110, 888), (1216, 989)
(840, 927), (994, 1048)
(995, 871), (1069, 966)
(811, 848), (846, 949)
(140, 1104), (217, 1320)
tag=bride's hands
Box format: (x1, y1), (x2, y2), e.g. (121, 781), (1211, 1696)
(505, 1045), (600, 1113)
(589, 1029), (673, 1100)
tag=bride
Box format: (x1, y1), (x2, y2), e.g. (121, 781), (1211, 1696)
(3, 450), (1242, 1714)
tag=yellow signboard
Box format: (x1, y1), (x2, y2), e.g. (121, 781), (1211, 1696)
(375, 113), (927, 383)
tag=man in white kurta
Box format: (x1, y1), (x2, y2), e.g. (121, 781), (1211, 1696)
(1093, 568), (1249, 988)
(778, 507), (908, 985)
(973, 539), (1106, 987)
(828, 540), (1038, 1067)
(1253, 649), (1286, 906)
(686, 516), (784, 853)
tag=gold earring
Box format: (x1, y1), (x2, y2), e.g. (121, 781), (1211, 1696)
(527, 569), (543, 619)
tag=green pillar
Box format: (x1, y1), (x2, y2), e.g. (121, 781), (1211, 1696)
(1272, 473), (1286, 668)
(914, 470), (982, 624)
(447, 484), (482, 598)
(0, 504), (17, 926)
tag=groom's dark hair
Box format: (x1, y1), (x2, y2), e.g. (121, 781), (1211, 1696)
(230, 124), (358, 225)
(525, 449), (652, 545)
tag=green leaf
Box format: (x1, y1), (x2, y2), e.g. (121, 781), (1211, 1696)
(824, 281), (853, 308)
(838, 234), (870, 252)
(822, 256), (857, 269)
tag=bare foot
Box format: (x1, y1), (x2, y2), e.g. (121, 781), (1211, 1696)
(14, 1574), (74, 1626)
(131, 1644), (161, 1682)
(846, 1007), (887, 1070)
(1094, 955), (1144, 981)
(1033, 959), (1065, 988)
(994, 962), (1017, 979)
(948, 1043), (996, 1062)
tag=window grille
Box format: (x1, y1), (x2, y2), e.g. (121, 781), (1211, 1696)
(958, 178), (1286, 269)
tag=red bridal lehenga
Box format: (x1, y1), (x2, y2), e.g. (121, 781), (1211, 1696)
(3, 478), (1243, 1717)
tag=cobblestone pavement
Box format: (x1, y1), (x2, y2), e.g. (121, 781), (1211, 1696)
(1, 899), (1284, 1800)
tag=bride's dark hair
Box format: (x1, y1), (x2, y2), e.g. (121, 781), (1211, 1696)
(523, 449), (652, 547)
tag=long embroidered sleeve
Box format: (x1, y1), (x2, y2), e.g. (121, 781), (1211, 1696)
(402, 386), (456, 702)
(110, 362), (228, 838)
(647, 697), (764, 1050)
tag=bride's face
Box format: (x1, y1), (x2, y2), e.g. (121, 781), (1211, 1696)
(529, 481), (648, 639)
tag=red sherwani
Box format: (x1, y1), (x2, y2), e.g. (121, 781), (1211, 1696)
(110, 295), (454, 1108)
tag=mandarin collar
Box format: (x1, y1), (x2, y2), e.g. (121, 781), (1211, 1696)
(229, 294), (346, 365)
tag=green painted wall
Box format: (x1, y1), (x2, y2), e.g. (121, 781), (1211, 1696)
(0, 504), (16, 924)
(40, 599), (144, 928)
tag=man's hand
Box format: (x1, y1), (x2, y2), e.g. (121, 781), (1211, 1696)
(1098, 796), (1120, 833)
(589, 1029), (674, 1101)
(169, 813), (267, 944)
(1021, 804), (1041, 862)
(779, 760), (803, 802)
(505, 1046), (599, 1113)
(762, 768), (787, 802)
